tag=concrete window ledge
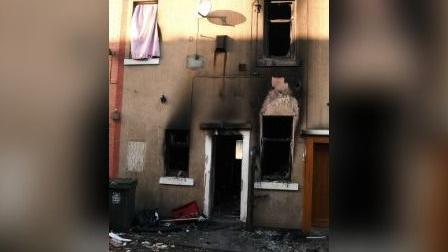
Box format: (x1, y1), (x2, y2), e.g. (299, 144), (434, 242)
(124, 58), (160, 65)
(159, 176), (194, 186)
(254, 181), (300, 191)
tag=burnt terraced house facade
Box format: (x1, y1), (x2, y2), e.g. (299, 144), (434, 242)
(109, 0), (328, 231)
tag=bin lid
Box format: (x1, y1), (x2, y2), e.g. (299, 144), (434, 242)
(109, 178), (137, 189)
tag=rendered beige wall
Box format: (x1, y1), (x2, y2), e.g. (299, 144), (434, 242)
(306, 0), (329, 129)
(112, 0), (328, 229)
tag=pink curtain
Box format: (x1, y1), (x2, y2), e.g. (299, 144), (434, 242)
(131, 4), (160, 59)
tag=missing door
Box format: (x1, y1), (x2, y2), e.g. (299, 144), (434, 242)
(203, 130), (250, 222)
(212, 135), (243, 218)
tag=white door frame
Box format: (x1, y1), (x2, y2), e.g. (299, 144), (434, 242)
(203, 130), (250, 222)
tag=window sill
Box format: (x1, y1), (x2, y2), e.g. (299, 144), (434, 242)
(159, 176), (194, 186)
(254, 181), (300, 191)
(124, 58), (160, 65)
(256, 58), (301, 67)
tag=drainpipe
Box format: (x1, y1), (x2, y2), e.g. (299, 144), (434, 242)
(109, 1), (127, 178)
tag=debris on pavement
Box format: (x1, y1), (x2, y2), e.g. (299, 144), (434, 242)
(306, 235), (327, 239)
(109, 232), (132, 242)
(171, 201), (200, 219)
(109, 220), (329, 252)
(109, 239), (125, 248)
(141, 240), (170, 250)
(109, 232), (132, 248)
(109, 202), (328, 251)
(132, 208), (184, 232)
(141, 241), (152, 248)
(133, 209), (160, 230)
(160, 214), (207, 223)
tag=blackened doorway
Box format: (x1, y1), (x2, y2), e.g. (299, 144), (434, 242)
(212, 135), (243, 218)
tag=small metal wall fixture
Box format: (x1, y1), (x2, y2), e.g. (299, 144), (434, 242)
(111, 108), (121, 121)
(216, 35), (228, 52)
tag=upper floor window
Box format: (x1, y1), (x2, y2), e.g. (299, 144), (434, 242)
(266, 0), (293, 57)
(258, 0), (297, 66)
(124, 1), (160, 65)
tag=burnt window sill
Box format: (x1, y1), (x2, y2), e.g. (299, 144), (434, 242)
(254, 181), (300, 191)
(159, 176), (194, 186)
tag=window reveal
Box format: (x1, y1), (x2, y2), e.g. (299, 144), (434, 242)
(260, 116), (293, 181)
(265, 0), (294, 57)
(164, 130), (190, 177)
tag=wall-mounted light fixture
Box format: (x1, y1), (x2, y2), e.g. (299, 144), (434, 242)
(111, 108), (121, 121)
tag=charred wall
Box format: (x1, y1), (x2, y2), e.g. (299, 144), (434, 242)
(113, 0), (328, 229)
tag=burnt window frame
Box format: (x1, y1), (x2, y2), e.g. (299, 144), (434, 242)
(164, 129), (190, 177)
(258, 0), (298, 66)
(259, 115), (294, 181)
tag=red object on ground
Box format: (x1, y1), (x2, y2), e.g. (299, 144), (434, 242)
(171, 201), (200, 219)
